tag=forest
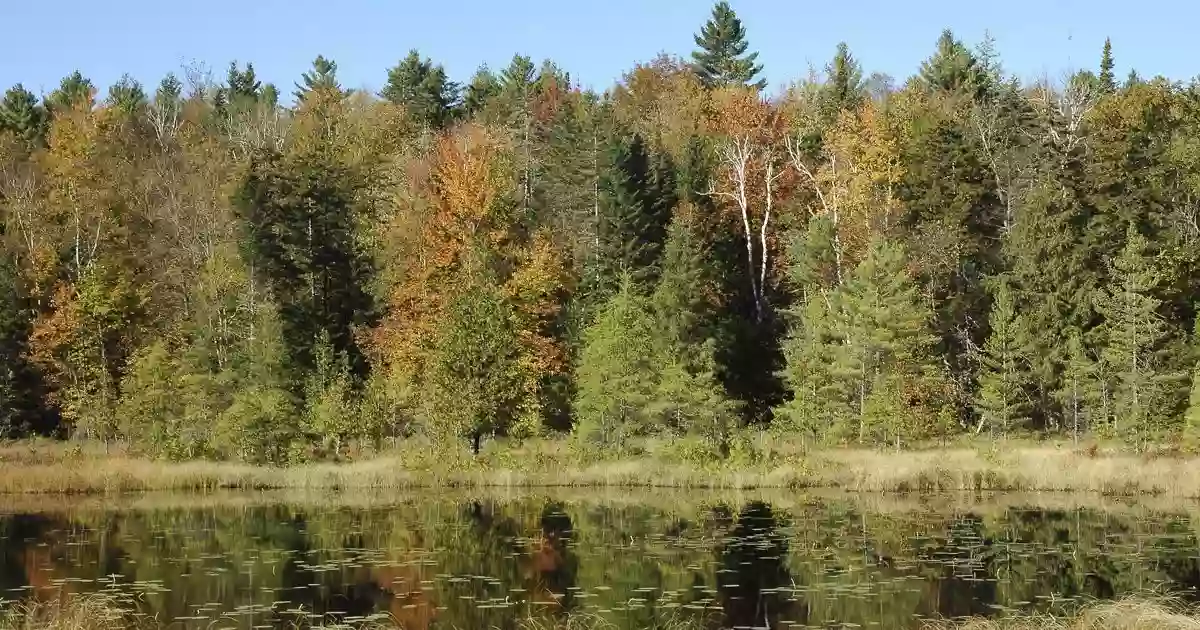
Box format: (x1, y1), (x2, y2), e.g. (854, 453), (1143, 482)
(1, 2), (1199, 464)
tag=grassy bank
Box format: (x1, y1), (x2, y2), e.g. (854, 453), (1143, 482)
(3, 437), (1200, 496)
(3, 594), (1200, 629)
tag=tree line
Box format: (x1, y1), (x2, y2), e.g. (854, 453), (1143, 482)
(3, 2), (1200, 461)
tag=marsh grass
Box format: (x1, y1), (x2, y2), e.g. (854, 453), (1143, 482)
(3, 594), (1199, 630)
(4, 436), (1200, 496)
(924, 597), (1200, 630)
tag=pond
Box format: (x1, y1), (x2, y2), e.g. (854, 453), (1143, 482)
(1, 490), (1199, 629)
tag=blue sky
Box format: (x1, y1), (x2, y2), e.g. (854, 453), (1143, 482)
(2, 0), (1193, 100)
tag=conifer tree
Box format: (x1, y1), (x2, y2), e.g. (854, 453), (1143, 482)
(463, 65), (500, 120)
(690, 1), (766, 90)
(1094, 227), (1185, 449)
(46, 71), (94, 113)
(294, 55), (343, 102)
(0, 84), (48, 149)
(973, 278), (1032, 437)
(586, 133), (675, 300)
(573, 276), (659, 451)
(381, 50), (459, 129)
(1099, 38), (1116, 94)
(818, 42), (865, 123)
(917, 30), (988, 99)
(226, 61), (262, 107)
(105, 74), (147, 117)
(0, 256), (43, 438)
(1058, 330), (1101, 443)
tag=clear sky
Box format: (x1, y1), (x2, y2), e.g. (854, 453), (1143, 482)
(2, 0), (1193, 101)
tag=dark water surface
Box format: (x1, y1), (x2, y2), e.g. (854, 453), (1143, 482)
(1, 491), (1199, 629)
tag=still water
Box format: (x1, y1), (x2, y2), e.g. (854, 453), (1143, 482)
(1, 491), (1199, 629)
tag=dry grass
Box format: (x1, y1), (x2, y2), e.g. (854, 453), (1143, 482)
(4, 438), (1200, 496)
(0, 593), (140, 630)
(923, 597), (1200, 630)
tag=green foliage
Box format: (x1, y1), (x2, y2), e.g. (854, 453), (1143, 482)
(818, 43), (865, 122)
(463, 65), (500, 120)
(425, 283), (529, 454)
(381, 50), (459, 129)
(973, 278), (1033, 436)
(1099, 38), (1116, 94)
(301, 331), (355, 457)
(0, 256), (43, 438)
(917, 29), (989, 100)
(46, 71), (94, 113)
(1093, 227), (1187, 449)
(573, 278), (659, 451)
(294, 55), (343, 102)
(780, 239), (947, 446)
(690, 1), (766, 90)
(105, 74), (146, 117)
(0, 84), (48, 148)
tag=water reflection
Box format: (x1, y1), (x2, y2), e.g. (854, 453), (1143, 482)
(0, 495), (1199, 629)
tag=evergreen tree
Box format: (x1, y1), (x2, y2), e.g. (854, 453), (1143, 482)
(781, 238), (946, 446)
(1094, 227), (1186, 449)
(463, 65), (500, 119)
(105, 74), (147, 117)
(381, 50), (459, 129)
(0, 255), (44, 438)
(234, 151), (375, 382)
(294, 55), (343, 102)
(917, 30), (988, 99)
(573, 277), (659, 451)
(586, 133), (675, 301)
(1099, 38), (1116, 94)
(46, 70), (94, 113)
(973, 278), (1032, 437)
(690, 1), (766, 90)
(0, 84), (48, 149)
(225, 61), (262, 109)
(818, 42), (865, 123)
(1058, 330), (1101, 444)
(260, 83), (280, 108)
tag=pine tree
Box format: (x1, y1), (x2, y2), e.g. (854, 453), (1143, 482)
(0, 255), (43, 438)
(463, 65), (500, 120)
(1099, 38), (1116, 94)
(1094, 227), (1185, 450)
(381, 50), (459, 129)
(573, 277), (659, 451)
(818, 42), (865, 123)
(0, 84), (48, 149)
(294, 55), (343, 103)
(917, 30), (988, 99)
(973, 278), (1032, 437)
(839, 239), (946, 446)
(46, 71), (94, 113)
(690, 1), (766, 90)
(226, 61), (262, 107)
(1058, 330), (1101, 444)
(105, 74), (146, 117)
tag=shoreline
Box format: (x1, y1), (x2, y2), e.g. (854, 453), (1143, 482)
(3, 439), (1200, 497)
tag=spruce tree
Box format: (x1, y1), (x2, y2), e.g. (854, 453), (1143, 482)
(1094, 227), (1185, 449)
(0, 84), (48, 149)
(381, 50), (459, 129)
(690, 1), (766, 90)
(973, 278), (1032, 437)
(1099, 38), (1116, 94)
(226, 61), (262, 107)
(917, 30), (988, 99)
(0, 255), (43, 438)
(586, 133), (674, 301)
(818, 42), (865, 123)
(1058, 330), (1101, 444)
(839, 239), (946, 446)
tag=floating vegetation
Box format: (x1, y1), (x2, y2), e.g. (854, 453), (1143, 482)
(0, 493), (1199, 628)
